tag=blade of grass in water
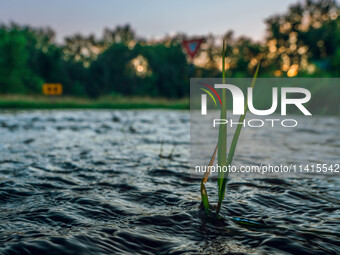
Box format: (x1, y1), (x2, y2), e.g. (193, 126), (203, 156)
(200, 182), (210, 215)
(200, 40), (227, 215)
(202, 144), (218, 183)
(217, 40), (227, 194)
(216, 61), (260, 215)
(200, 143), (218, 215)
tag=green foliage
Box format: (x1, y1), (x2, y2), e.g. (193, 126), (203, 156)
(137, 43), (188, 98)
(0, 23), (190, 98)
(0, 0), (340, 102)
(0, 27), (42, 93)
(89, 43), (136, 97)
(87, 42), (188, 98)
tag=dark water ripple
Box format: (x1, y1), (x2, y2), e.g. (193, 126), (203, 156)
(0, 110), (339, 255)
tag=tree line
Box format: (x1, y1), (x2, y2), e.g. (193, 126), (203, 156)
(0, 0), (339, 98)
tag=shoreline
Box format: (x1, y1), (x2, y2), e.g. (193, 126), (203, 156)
(0, 95), (189, 110)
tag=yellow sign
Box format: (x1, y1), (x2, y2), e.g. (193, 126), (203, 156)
(43, 83), (63, 96)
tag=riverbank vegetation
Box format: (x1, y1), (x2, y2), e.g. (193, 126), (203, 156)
(0, 94), (188, 109)
(0, 0), (339, 113)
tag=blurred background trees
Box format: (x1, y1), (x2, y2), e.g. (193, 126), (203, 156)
(0, 0), (339, 98)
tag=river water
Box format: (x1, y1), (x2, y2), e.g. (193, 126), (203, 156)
(0, 110), (339, 255)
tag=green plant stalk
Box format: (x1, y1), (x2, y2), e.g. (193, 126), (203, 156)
(200, 182), (210, 215)
(200, 143), (218, 215)
(216, 62), (260, 215)
(200, 40), (227, 215)
(217, 40), (227, 194)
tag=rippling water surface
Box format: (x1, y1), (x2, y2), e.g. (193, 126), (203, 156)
(0, 110), (339, 255)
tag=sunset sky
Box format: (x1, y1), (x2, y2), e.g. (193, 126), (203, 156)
(1, 0), (336, 43)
